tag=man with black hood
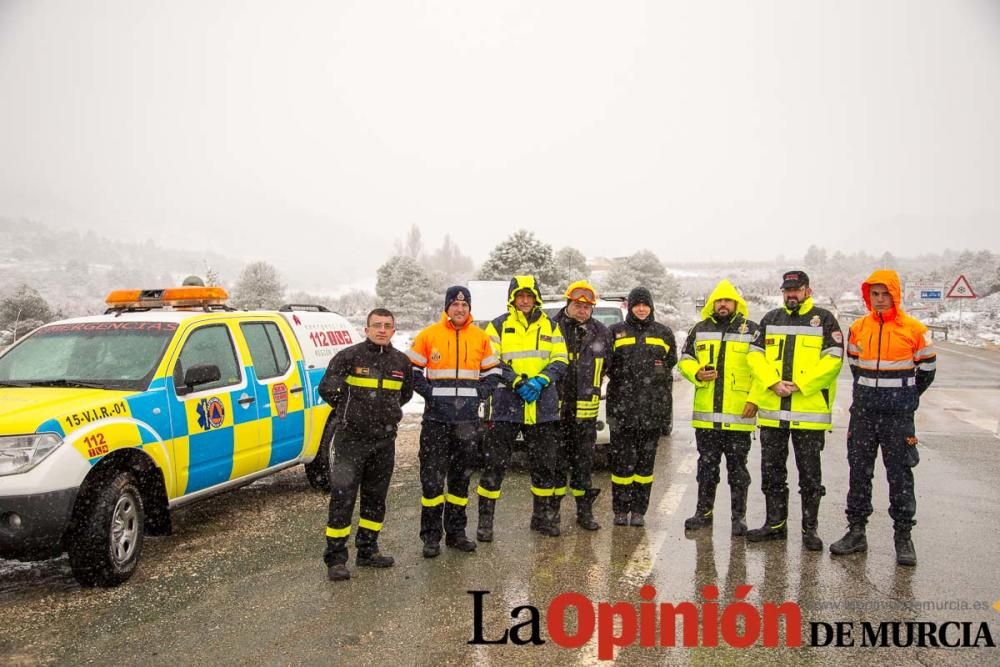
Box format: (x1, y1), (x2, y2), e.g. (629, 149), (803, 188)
(606, 286), (677, 527)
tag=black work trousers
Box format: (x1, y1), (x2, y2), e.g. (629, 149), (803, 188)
(845, 410), (919, 530)
(694, 428), (751, 492)
(758, 427), (825, 500)
(609, 427), (660, 515)
(324, 429), (396, 567)
(483, 421), (562, 498)
(419, 420), (479, 544)
(558, 418), (597, 498)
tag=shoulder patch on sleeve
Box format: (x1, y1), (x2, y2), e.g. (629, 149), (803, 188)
(832, 331), (843, 344)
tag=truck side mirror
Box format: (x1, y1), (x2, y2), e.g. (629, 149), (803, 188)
(178, 363), (221, 394)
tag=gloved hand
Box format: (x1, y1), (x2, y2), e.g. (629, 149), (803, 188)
(516, 381), (540, 403)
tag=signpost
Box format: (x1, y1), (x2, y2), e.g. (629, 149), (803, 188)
(946, 275), (977, 338)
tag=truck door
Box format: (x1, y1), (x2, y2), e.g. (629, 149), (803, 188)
(239, 321), (307, 467)
(168, 322), (258, 496)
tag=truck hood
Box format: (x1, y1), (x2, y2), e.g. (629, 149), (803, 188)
(0, 387), (135, 434)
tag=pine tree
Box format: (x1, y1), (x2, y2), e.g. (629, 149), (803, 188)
(375, 256), (439, 329)
(478, 230), (561, 291)
(231, 261), (286, 310)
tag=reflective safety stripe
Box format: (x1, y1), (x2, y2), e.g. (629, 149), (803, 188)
(766, 326), (824, 337)
(502, 350), (552, 360)
(550, 336), (565, 344)
(421, 495), (445, 507)
(633, 473), (654, 484)
(749, 344), (766, 354)
(477, 485), (501, 500)
(770, 520), (786, 530)
(823, 347), (844, 358)
(613, 337), (636, 349)
(426, 368), (481, 380)
(325, 525), (350, 539)
(758, 409), (833, 424)
(692, 411), (756, 426)
(847, 343), (862, 354)
(531, 486), (555, 497)
(553, 486), (567, 497)
(917, 361), (936, 371)
(481, 367), (502, 377)
(695, 332), (723, 342)
(575, 401), (599, 419)
(848, 358), (915, 370)
(645, 337), (671, 352)
(570, 487), (586, 497)
(346, 375), (402, 390)
(431, 387), (479, 397)
(482, 355), (500, 367)
(593, 357), (605, 389)
(611, 474), (634, 485)
(680, 353), (698, 363)
(914, 348), (936, 361)
(358, 518), (382, 532)
(722, 333), (755, 343)
(406, 350), (428, 365)
(445, 493), (468, 506)
(857, 376), (916, 388)
(489, 335), (501, 344)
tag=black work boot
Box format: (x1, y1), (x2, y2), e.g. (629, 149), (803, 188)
(476, 497), (496, 542)
(829, 524), (867, 555)
(538, 497), (561, 537)
(801, 494), (823, 551)
(629, 512), (645, 527)
(613, 513), (629, 526)
(552, 495), (563, 527)
(576, 489), (601, 531)
(684, 483), (716, 531)
(445, 533), (477, 552)
(530, 495), (546, 532)
(894, 528), (916, 566)
(356, 551), (395, 568)
(422, 542), (441, 558)
(731, 486), (748, 537)
(746, 491), (789, 542)
(327, 564), (350, 581)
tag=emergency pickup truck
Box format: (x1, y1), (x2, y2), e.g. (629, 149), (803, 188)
(0, 286), (356, 586)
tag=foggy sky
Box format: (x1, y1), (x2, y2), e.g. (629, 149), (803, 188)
(1, 0), (999, 287)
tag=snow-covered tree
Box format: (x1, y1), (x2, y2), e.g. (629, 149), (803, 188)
(394, 224), (424, 260)
(423, 234), (475, 286)
(376, 256), (439, 328)
(478, 229), (561, 291)
(599, 250), (681, 307)
(231, 261), (285, 310)
(804, 244), (828, 267)
(553, 246), (590, 285)
(1, 283), (56, 341)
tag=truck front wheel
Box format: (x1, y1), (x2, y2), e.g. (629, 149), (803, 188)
(68, 470), (145, 587)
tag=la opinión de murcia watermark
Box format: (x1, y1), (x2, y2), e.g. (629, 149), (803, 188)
(468, 587), (998, 660)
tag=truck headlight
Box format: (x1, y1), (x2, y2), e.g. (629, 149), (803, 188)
(0, 433), (64, 476)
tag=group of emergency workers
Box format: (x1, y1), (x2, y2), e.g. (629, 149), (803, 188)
(317, 267), (936, 582)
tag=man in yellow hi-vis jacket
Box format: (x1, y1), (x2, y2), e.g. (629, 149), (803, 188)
(679, 280), (768, 537)
(482, 276), (569, 537)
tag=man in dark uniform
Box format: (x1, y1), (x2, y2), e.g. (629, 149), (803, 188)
(606, 287), (677, 527)
(745, 270), (844, 551)
(551, 280), (612, 531)
(319, 308), (414, 582)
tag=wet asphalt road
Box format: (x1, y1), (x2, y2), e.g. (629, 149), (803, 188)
(3, 342), (1000, 666)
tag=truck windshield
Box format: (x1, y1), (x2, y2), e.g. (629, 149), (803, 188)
(0, 322), (177, 391)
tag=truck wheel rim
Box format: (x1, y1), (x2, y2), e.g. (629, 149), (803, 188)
(111, 492), (139, 564)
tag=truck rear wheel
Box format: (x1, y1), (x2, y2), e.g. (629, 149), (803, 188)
(68, 470), (145, 587)
(304, 420), (335, 492)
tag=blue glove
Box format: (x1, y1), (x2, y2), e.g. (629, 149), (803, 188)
(516, 381), (540, 403)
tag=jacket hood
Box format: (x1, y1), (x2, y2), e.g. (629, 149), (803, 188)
(701, 279), (749, 320)
(861, 269), (903, 317)
(507, 275), (543, 309)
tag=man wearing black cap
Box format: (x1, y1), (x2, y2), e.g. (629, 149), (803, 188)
(407, 287), (502, 557)
(745, 270), (844, 551)
(606, 286), (677, 527)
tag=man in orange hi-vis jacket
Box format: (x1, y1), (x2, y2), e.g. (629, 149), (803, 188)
(830, 269), (936, 567)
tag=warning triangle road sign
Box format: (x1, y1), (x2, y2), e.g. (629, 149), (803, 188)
(946, 274), (977, 299)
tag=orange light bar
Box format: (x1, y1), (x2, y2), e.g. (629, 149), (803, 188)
(105, 286), (230, 308)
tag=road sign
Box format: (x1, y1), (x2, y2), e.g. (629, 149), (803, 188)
(920, 290), (943, 300)
(946, 275), (977, 299)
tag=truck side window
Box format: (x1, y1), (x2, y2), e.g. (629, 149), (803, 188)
(173, 324), (242, 393)
(240, 322), (291, 380)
